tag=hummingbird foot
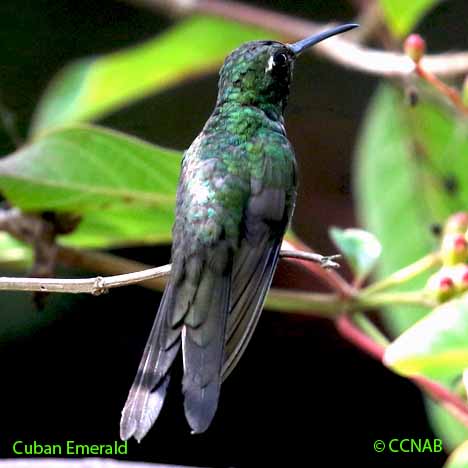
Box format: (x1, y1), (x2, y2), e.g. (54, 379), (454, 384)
(279, 250), (341, 269)
(319, 254), (342, 269)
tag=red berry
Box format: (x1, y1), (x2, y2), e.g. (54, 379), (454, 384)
(441, 233), (468, 265)
(439, 276), (454, 290)
(462, 270), (468, 284)
(404, 34), (426, 63)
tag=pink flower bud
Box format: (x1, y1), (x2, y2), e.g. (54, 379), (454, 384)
(444, 212), (468, 235)
(449, 264), (468, 293)
(441, 233), (468, 266)
(404, 34), (426, 64)
(426, 270), (457, 303)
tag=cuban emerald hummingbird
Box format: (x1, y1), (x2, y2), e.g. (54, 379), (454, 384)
(120, 23), (358, 441)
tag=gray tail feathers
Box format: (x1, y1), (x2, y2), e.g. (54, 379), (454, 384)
(120, 282), (181, 442)
(182, 254), (231, 434)
(120, 248), (232, 440)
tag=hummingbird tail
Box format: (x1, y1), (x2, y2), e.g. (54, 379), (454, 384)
(182, 245), (231, 434)
(120, 282), (182, 442)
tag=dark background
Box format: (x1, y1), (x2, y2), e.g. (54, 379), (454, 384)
(0, 0), (467, 466)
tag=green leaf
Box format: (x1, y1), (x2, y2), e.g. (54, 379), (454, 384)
(354, 84), (468, 336)
(0, 125), (181, 248)
(62, 206), (174, 248)
(31, 16), (273, 134)
(0, 233), (30, 264)
(0, 125), (181, 212)
(379, 0), (439, 37)
(329, 227), (381, 280)
(427, 400), (468, 452)
(384, 294), (468, 379)
(355, 84), (468, 445)
(444, 440), (468, 468)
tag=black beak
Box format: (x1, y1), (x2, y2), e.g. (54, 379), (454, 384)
(289, 23), (359, 56)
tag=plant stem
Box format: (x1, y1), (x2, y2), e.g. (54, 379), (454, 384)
(361, 252), (440, 296)
(357, 291), (436, 309)
(336, 314), (468, 427)
(416, 63), (468, 116)
(352, 313), (389, 347)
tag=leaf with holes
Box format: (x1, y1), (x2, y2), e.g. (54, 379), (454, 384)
(355, 84), (468, 335)
(355, 84), (468, 449)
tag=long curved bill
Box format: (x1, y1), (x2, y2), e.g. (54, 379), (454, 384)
(289, 23), (359, 56)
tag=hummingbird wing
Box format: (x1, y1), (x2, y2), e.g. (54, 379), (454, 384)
(223, 182), (295, 380)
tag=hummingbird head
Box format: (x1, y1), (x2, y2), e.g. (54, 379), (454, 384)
(217, 24), (358, 115)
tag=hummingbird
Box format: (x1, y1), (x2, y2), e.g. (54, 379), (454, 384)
(120, 23), (358, 441)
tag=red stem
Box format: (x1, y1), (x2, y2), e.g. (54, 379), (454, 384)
(415, 63), (468, 116)
(336, 314), (468, 427)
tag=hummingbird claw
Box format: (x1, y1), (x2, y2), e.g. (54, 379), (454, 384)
(320, 254), (341, 269)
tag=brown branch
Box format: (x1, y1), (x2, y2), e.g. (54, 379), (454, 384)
(123, 0), (468, 78)
(336, 314), (468, 427)
(0, 249), (337, 295)
(0, 208), (341, 295)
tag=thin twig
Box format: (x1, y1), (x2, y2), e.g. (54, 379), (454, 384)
(0, 251), (337, 296)
(0, 264), (171, 295)
(123, 0), (468, 78)
(280, 250), (341, 269)
(282, 238), (356, 297)
(0, 208), (342, 297)
(56, 247), (168, 290)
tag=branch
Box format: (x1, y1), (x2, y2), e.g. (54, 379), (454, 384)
(281, 238), (356, 298)
(0, 250), (337, 295)
(123, 0), (468, 78)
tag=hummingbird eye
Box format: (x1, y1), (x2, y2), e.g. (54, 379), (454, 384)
(273, 52), (288, 67)
(265, 51), (289, 74)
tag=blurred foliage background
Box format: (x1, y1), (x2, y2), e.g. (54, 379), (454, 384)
(1, 0), (468, 466)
